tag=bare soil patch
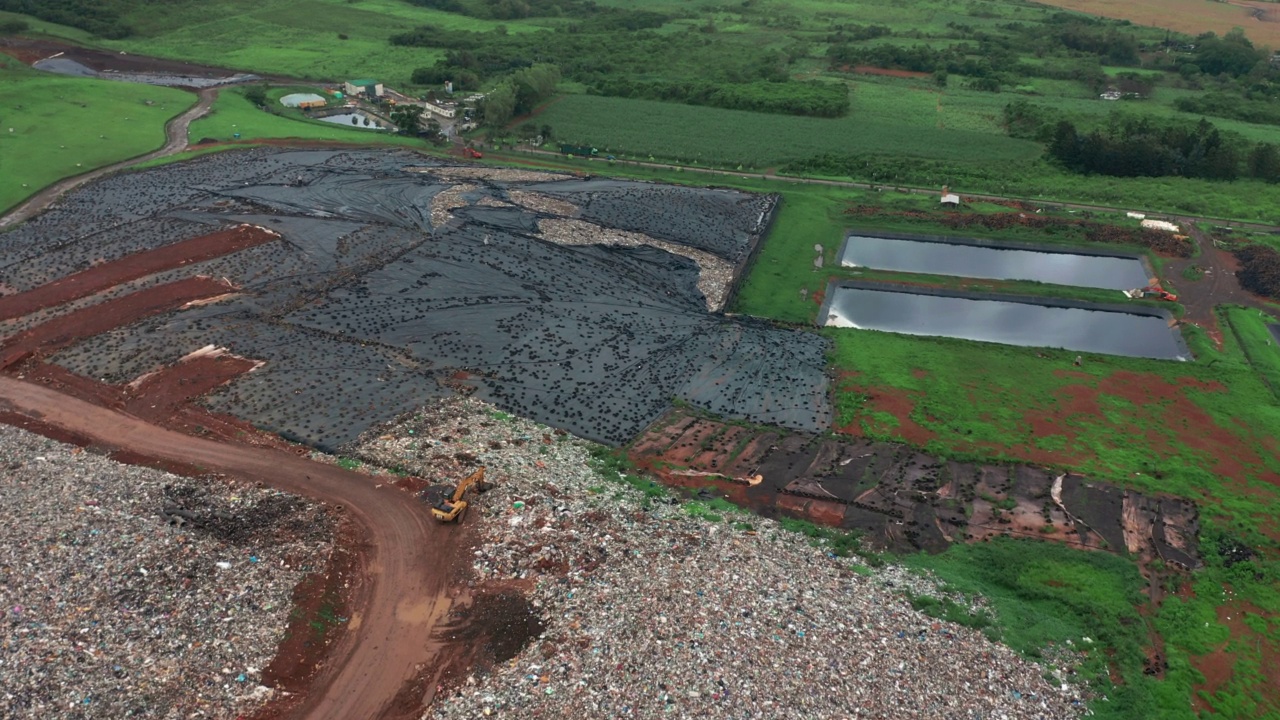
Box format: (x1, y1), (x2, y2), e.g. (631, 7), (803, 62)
(0, 224), (276, 321)
(851, 65), (932, 79)
(1033, 0), (1280, 46)
(630, 408), (1200, 564)
(0, 276), (236, 368)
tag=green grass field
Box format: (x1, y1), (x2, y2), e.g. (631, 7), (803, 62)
(46, 0), (541, 88)
(531, 91), (1280, 220)
(0, 57), (193, 214)
(534, 90), (1043, 169)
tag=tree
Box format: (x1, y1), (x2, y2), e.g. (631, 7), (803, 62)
(1249, 143), (1280, 183)
(390, 105), (425, 134)
(243, 84), (268, 108)
(1194, 30), (1265, 77)
(482, 81), (517, 127)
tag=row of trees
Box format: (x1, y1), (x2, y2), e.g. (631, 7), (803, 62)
(592, 78), (848, 117)
(1045, 118), (1280, 182)
(0, 0), (132, 38)
(479, 63), (560, 127)
(407, 0), (672, 26)
(1174, 93), (1280, 127)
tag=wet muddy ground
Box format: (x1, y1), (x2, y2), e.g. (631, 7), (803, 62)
(630, 409), (1201, 568)
(0, 148), (826, 451)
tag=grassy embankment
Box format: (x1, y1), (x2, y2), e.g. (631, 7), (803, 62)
(0, 56), (193, 214)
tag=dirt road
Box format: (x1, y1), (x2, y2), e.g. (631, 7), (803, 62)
(500, 148), (1280, 233)
(0, 86), (217, 230)
(0, 375), (458, 720)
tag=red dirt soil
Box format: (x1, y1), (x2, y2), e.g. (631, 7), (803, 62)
(0, 276), (237, 368)
(0, 377), (469, 720)
(0, 224), (277, 322)
(833, 372), (937, 445)
(851, 65), (932, 79)
(1191, 599), (1280, 714)
(0, 229), (487, 720)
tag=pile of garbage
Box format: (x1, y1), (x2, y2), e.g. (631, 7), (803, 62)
(348, 398), (1086, 720)
(0, 425), (332, 720)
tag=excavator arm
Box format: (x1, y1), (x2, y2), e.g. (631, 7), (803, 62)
(432, 467), (488, 522)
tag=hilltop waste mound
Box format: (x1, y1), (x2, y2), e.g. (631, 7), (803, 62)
(345, 397), (1087, 720)
(0, 149), (827, 449)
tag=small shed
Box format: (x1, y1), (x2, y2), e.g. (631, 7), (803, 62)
(344, 79), (384, 98)
(940, 193), (961, 206)
(280, 92), (327, 109)
(1141, 219), (1180, 233)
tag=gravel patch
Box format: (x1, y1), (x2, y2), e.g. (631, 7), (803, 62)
(538, 218), (734, 311)
(0, 425), (332, 720)
(347, 399), (1087, 720)
(414, 167), (572, 183)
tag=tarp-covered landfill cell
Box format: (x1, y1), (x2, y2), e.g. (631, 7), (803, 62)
(2, 148), (826, 450)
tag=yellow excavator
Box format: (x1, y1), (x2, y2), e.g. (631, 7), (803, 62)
(431, 467), (490, 522)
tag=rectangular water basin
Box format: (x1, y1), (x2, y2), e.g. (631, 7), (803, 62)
(840, 233), (1149, 290)
(821, 284), (1188, 360)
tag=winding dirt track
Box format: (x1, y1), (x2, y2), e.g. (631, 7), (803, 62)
(0, 86), (217, 230)
(0, 375), (454, 720)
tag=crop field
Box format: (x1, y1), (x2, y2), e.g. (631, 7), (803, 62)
(1037, 0), (1280, 47)
(531, 91), (1280, 220)
(535, 92), (1043, 170)
(0, 57), (192, 213)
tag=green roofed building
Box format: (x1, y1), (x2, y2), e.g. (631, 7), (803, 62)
(343, 79), (384, 98)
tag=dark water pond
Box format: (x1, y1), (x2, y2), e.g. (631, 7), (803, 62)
(840, 235), (1149, 290)
(824, 286), (1187, 360)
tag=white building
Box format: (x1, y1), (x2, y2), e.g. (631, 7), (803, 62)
(423, 101), (456, 118)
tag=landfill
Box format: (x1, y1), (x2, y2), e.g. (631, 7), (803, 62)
(348, 398), (1088, 720)
(2, 148), (827, 451)
(0, 424), (332, 720)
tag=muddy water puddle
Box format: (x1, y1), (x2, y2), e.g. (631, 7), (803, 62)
(840, 234), (1149, 290)
(823, 285), (1187, 360)
(318, 112), (389, 130)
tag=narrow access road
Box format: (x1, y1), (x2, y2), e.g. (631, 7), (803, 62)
(0, 87), (217, 230)
(497, 147), (1280, 234)
(0, 375), (458, 720)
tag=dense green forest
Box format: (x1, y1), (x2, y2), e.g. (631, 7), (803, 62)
(0, 0), (132, 37)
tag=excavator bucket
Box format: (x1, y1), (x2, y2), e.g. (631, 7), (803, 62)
(431, 467), (488, 522)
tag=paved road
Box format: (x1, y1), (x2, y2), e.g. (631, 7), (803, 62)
(0, 87), (217, 230)
(0, 375), (456, 720)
